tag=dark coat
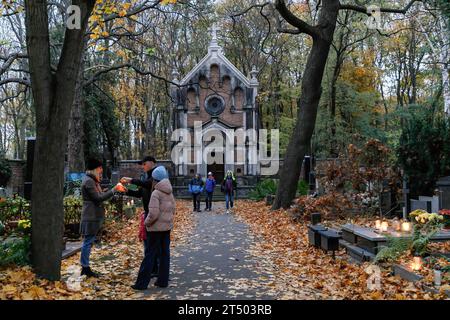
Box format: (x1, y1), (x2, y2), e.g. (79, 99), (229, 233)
(221, 177), (237, 194)
(126, 167), (155, 215)
(80, 173), (114, 236)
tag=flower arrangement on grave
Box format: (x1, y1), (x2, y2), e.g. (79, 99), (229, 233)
(409, 210), (444, 256)
(375, 211), (445, 262)
(438, 209), (450, 229)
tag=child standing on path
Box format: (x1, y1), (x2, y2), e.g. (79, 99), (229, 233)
(204, 172), (216, 211)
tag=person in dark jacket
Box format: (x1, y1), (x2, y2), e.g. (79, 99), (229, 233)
(120, 156), (158, 275)
(132, 166), (175, 290)
(188, 173), (204, 212)
(221, 170), (237, 214)
(120, 156), (157, 216)
(80, 158), (126, 278)
(204, 172), (216, 211)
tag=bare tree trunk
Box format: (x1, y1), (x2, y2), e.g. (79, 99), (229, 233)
(25, 0), (95, 280)
(272, 1), (339, 209)
(329, 60), (341, 157)
(440, 18), (450, 115)
(67, 58), (85, 172)
(443, 62), (450, 115)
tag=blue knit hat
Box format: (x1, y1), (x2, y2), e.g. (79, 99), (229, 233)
(152, 166), (168, 182)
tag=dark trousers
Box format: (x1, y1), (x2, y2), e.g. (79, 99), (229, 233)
(143, 212), (159, 274)
(135, 230), (171, 288)
(205, 191), (213, 210)
(143, 236), (159, 274)
(192, 193), (201, 211)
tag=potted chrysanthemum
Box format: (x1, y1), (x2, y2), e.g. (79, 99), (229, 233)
(438, 209), (450, 229)
(409, 210), (444, 256)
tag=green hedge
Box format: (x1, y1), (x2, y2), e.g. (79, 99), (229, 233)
(0, 235), (30, 267)
(0, 155), (11, 187)
(397, 106), (450, 197)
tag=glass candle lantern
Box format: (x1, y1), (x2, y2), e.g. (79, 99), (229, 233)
(375, 220), (381, 230)
(434, 270), (442, 286)
(401, 222), (411, 232)
(392, 220), (401, 232)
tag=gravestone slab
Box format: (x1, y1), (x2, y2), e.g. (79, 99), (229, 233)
(393, 264), (423, 282)
(410, 199), (432, 212)
(341, 223), (450, 256)
(319, 229), (341, 253)
(380, 191), (392, 214)
(437, 176), (450, 210)
(308, 224), (327, 247)
(62, 241), (82, 259)
(419, 196), (439, 213)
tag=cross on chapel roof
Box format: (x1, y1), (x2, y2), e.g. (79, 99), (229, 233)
(208, 24), (222, 54)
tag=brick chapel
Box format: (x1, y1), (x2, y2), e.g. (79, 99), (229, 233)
(170, 27), (261, 188)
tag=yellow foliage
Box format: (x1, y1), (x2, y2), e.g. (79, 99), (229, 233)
(340, 50), (378, 93)
(161, 0), (177, 5)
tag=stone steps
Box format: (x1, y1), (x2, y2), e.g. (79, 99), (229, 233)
(339, 239), (376, 262)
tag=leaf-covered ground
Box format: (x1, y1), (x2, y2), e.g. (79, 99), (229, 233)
(233, 200), (447, 300)
(0, 200), (194, 300)
(1, 199), (448, 300)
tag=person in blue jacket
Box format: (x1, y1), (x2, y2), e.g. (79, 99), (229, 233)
(189, 173), (204, 212)
(204, 172), (216, 211)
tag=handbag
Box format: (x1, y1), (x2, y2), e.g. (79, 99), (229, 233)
(138, 211), (147, 241)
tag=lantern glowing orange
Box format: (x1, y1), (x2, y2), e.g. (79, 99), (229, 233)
(410, 257), (422, 271)
(401, 222), (411, 232)
(375, 220), (381, 230)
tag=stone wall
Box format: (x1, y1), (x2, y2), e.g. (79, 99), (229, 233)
(116, 160), (175, 180)
(1, 158), (285, 199)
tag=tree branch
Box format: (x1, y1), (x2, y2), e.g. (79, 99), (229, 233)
(339, 0), (422, 15)
(0, 77), (31, 86)
(89, 0), (162, 30)
(230, 2), (270, 19)
(274, 0), (319, 38)
(0, 52), (28, 76)
(83, 63), (178, 88)
(0, 86), (28, 104)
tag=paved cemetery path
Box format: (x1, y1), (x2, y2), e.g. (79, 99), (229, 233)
(139, 202), (280, 300)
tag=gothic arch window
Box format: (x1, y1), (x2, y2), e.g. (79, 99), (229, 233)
(234, 87), (244, 110)
(210, 64), (220, 87)
(187, 87), (198, 111)
(222, 75), (231, 89)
